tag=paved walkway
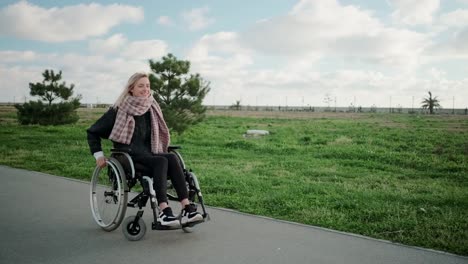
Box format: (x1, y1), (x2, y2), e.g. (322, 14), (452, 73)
(0, 165), (466, 264)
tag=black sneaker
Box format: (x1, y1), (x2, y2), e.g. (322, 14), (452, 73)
(181, 203), (203, 225)
(158, 207), (180, 227)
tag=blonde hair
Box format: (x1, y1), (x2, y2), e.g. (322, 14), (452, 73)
(113, 72), (149, 108)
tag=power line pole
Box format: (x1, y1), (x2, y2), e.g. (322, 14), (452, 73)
(452, 96), (455, 114)
(389, 96), (392, 113)
(353, 96), (356, 112)
(334, 96), (337, 112)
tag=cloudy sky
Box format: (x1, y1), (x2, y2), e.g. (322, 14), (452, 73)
(1, 0), (467, 108)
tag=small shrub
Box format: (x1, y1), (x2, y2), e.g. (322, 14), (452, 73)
(15, 100), (80, 125)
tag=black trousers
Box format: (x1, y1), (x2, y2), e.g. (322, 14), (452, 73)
(132, 153), (188, 205)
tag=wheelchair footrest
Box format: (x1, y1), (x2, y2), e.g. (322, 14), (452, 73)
(152, 222), (181, 230)
(151, 218), (206, 230)
(181, 219), (204, 228)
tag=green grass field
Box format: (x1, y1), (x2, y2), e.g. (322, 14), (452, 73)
(0, 106), (467, 255)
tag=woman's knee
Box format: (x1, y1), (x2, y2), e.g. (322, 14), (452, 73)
(149, 156), (168, 164)
(138, 156), (168, 173)
(137, 155), (167, 164)
(166, 153), (181, 165)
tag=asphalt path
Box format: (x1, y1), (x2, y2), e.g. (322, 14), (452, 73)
(0, 165), (467, 264)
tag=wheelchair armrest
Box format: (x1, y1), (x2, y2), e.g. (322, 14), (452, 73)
(168, 145), (182, 150)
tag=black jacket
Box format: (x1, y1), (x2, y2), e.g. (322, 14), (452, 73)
(86, 107), (153, 157)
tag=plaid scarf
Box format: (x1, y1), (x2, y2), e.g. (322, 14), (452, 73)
(109, 95), (170, 154)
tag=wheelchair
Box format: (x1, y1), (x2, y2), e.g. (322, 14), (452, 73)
(89, 146), (209, 241)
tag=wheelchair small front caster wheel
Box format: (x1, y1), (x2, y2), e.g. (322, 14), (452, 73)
(122, 216), (146, 241)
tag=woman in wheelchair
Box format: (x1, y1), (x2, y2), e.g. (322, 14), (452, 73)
(87, 72), (203, 228)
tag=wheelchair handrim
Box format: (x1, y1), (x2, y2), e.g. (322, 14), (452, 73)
(89, 159), (127, 230)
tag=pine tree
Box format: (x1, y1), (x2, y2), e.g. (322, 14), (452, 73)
(15, 69), (81, 125)
(149, 53), (210, 134)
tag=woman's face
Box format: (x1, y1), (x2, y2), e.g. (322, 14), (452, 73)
(130, 77), (151, 97)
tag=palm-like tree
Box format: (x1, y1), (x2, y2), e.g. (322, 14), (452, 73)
(233, 100), (241, 111)
(421, 91), (441, 114)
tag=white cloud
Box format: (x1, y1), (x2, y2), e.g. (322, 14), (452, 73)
(183, 2), (455, 107)
(189, 32), (250, 58)
(181, 7), (215, 31)
(419, 7), (468, 61)
(335, 28), (428, 69)
(0, 50), (39, 62)
(241, 1), (381, 56)
(0, 50), (150, 104)
(157, 16), (173, 26)
(0, 1), (143, 42)
(89, 34), (127, 54)
(180, 0), (468, 108)
(428, 67), (446, 80)
(89, 35), (168, 60)
(121, 40), (168, 60)
(1, 1), (467, 109)
(188, 32), (253, 77)
(240, 0), (429, 71)
(439, 9), (468, 28)
(389, 0), (440, 26)
(187, 32), (258, 105)
(187, 33), (395, 107)
(423, 26), (468, 62)
(0, 65), (43, 103)
(290, 0), (382, 36)
(452, 28), (468, 51)
(437, 27), (468, 56)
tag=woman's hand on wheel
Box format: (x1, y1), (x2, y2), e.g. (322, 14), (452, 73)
(96, 156), (107, 168)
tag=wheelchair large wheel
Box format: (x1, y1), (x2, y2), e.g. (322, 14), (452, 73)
(90, 157), (128, 232)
